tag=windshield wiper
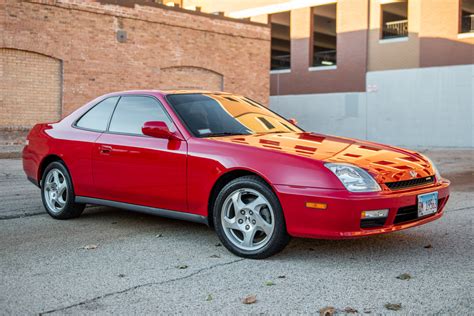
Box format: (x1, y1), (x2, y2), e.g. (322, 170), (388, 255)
(260, 130), (291, 134)
(204, 132), (248, 137)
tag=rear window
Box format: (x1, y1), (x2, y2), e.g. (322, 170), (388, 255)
(75, 97), (119, 132)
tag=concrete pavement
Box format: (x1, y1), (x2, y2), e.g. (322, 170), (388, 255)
(0, 149), (473, 314)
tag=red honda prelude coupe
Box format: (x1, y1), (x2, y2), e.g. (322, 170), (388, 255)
(23, 90), (450, 258)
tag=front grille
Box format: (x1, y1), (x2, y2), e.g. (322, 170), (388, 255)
(394, 198), (445, 224)
(385, 176), (435, 190)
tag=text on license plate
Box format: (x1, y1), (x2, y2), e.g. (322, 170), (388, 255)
(417, 192), (438, 217)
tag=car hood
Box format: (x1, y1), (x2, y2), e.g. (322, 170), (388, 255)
(210, 132), (434, 183)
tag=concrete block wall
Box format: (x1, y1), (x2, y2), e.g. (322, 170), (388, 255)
(271, 64), (473, 148)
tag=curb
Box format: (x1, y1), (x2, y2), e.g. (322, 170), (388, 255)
(0, 152), (21, 159)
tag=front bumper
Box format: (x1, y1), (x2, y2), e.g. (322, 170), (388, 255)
(275, 179), (450, 239)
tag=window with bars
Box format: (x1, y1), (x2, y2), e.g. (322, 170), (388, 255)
(381, 1), (408, 39)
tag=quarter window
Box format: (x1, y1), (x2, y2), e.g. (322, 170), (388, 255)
(75, 97), (119, 132)
(108, 96), (173, 135)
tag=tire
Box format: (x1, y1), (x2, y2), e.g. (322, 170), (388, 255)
(213, 175), (290, 259)
(40, 161), (85, 219)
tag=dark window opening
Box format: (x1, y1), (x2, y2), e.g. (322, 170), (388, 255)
(311, 3), (337, 67)
(270, 11), (291, 70)
(461, 0), (474, 33)
(381, 1), (408, 39)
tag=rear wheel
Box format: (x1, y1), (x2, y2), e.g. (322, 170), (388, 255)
(41, 161), (85, 219)
(213, 176), (290, 259)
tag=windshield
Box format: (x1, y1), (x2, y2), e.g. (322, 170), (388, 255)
(166, 93), (303, 137)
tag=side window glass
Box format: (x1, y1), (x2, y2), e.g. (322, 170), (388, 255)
(75, 97), (119, 132)
(108, 96), (174, 135)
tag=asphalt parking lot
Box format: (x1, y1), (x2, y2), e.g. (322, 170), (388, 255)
(0, 149), (473, 315)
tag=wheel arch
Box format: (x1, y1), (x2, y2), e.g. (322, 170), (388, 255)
(207, 168), (278, 228)
(38, 154), (64, 186)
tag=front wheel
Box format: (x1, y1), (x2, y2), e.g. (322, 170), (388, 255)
(41, 161), (85, 219)
(213, 176), (290, 259)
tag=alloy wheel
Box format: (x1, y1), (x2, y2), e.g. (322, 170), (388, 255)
(43, 168), (68, 214)
(220, 188), (275, 251)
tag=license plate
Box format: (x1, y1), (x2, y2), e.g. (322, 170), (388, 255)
(417, 192), (438, 217)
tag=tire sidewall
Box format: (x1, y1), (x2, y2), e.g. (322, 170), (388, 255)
(40, 161), (77, 219)
(213, 177), (288, 259)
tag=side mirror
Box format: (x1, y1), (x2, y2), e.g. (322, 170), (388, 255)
(142, 121), (181, 140)
(288, 118), (298, 126)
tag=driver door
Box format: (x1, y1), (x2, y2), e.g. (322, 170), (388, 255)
(92, 95), (187, 212)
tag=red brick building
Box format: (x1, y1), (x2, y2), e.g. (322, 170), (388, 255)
(0, 0), (270, 129)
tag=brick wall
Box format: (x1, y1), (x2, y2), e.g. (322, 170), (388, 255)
(0, 48), (62, 127)
(0, 0), (270, 128)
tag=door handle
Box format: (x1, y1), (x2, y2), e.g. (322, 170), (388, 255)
(100, 145), (113, 154)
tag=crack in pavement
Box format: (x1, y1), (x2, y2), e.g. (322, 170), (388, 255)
(0, 211), (45, 220)
(0, 205), (105, 221)
(38, 258), (245, 315)
(446, 206), (474, 213)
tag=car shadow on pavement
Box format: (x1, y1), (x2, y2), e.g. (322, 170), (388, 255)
(78, 205), (450, 264)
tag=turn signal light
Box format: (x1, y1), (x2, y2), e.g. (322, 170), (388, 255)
(361, 209), (389, 219)
(305, 202), (327, 210)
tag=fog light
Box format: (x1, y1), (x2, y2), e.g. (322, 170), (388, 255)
(305, 202), (327, 210)
(361, 209), (388, 219)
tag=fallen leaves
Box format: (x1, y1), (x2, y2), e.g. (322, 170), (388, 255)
(265, 281), (275, 286)
(206, 294), (213, 301)
(155, 234), (163, 238)
(242, 294), (257, 305)
(344, 307), (358, 314)
(385, 303), (402, 311)
(81, 244), (98, 250)
(117, 273), (126, 278)
(277, 275), (286, 279)
(396, 273), (412, 280)
(319, 306), (335, 316)
(319, 306), (359, 315)
(176, 265), (188, 270)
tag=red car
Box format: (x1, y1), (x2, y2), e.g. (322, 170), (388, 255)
(23, 90), (450, 258)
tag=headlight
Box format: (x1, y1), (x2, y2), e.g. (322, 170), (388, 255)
(422, 155), (441, 179)
(325, 163), (381, 192)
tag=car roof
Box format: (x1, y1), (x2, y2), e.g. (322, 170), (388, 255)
(105, 89), (232, 97)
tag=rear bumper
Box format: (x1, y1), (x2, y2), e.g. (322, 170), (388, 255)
(275, 179), (450, 239)
(23, 145), (37, 183)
